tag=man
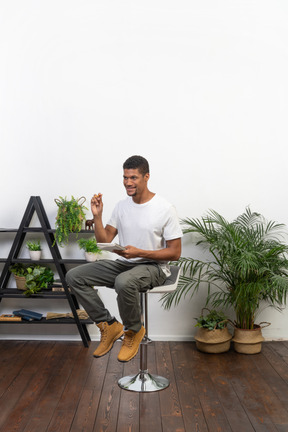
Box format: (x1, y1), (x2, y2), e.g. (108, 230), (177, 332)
(66, 155), (182, 362)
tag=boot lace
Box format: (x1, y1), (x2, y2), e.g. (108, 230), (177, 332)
(99, 323), (108, 342)
(122, 331), (135, 348)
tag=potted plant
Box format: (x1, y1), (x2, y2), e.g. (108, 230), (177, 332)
(162, 207), (288, 354)
(77, 237), (102, 262)
(194, 308), (232, 353)
(54, 196), (87, 246)
(26, 240), (42, 260)
(24, 265), (54, 297)
(9, 263), (54, 296)
(9, 263), (28, 290)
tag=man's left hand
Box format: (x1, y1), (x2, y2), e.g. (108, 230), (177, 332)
(114, 245), (140, 259)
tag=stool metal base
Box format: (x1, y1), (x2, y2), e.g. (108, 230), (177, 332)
(118, 370), (169, 392)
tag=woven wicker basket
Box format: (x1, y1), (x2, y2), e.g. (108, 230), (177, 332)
(14, 275), (26, 291)
(233, 326), (265, 354)
(195, 327), (232, 353)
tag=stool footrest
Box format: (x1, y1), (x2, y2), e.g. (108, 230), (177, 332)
(141, 336), (152, 345)
(118, 371), (169, 392)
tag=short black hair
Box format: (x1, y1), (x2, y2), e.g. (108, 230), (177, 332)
(123, 155), (150, 176)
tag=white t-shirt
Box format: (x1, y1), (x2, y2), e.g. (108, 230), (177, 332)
(107, 194), (182, 275)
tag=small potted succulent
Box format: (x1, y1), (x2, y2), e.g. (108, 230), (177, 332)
(77, 237), (102, 262)
(26, 240), (42, 260)
(194, 309), (232, 353)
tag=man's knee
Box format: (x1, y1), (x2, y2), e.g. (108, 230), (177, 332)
(114, 272), (137, 295)
(65, 267), (80, 287)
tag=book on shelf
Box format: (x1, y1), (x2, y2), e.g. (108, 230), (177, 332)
(13, 309), (43, 321)
(51, 286), (70, 292)
(52, 287), (65, 292)
(0, 314), (22, 321)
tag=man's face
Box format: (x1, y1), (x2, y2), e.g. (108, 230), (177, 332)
(123, 168), (149, 198)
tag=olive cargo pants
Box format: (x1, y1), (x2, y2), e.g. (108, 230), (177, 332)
(66, 259), (166, 333)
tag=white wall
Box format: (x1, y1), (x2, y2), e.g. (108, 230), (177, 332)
(1, 0), (288, 341)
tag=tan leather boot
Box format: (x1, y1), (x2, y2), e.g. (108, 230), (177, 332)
(93, 321), (124, 358)
(117, 325), (146, 362)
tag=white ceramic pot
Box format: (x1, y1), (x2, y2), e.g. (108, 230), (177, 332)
(29, 250), (42, 260)
(85, 252), (99, 262)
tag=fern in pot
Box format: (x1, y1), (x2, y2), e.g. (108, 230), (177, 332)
(54, 196), (87, 246)
(162, 207), (288, 354)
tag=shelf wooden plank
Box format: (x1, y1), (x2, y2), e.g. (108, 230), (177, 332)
(0, 228), (94, 233)
(0, 288), (68, 299)
(10, 259), (55, 263)
(1, 258), (87, 264)
(0, 317), (93, 324)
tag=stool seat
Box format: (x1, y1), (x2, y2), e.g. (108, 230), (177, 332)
(118, 265), (180, 392)
(145, 265), (181, 293)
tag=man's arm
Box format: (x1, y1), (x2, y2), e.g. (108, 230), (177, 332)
(94, 222), (117, 243)
(115, 238), (181, 262)
(91, 193), (118, 243)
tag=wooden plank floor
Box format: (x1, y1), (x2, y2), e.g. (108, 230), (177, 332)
(0, 340), (288, 432)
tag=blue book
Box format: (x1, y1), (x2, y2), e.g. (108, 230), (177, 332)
(13, 309), (43, 321)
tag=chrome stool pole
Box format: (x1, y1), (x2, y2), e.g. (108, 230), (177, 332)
(118, 291), (169, 392)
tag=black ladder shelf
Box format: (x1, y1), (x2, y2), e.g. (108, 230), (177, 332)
(0, 196), (92, 347)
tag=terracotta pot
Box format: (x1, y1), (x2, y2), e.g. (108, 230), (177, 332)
(233, 325), (265, 354)
(195, 327), (232, 353)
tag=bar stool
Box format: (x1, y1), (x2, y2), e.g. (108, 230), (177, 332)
(118, 265), (180, 392)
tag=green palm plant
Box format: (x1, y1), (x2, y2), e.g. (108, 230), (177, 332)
(162, 207), (288, 329)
